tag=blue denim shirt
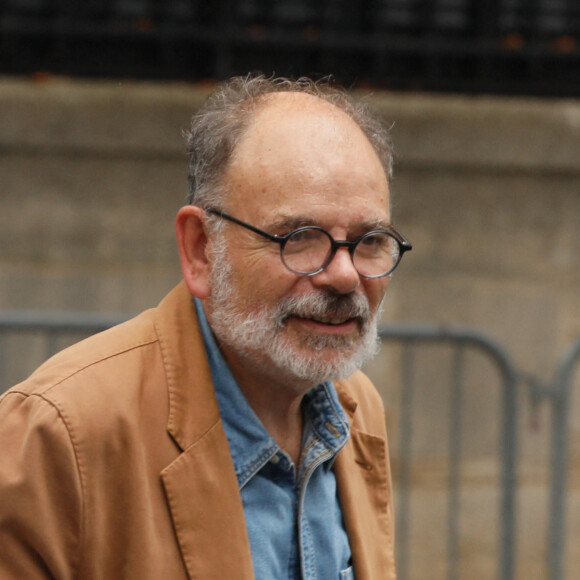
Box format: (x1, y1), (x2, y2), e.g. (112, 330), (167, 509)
(194, 299), (354, 580)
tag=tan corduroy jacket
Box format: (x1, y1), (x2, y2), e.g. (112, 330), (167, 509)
(0, 282), (396, 580)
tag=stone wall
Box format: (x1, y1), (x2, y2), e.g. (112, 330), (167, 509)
(1, 77), (579, 579)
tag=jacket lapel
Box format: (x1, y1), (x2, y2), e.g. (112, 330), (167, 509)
(334, 396), (397, 579)
(154, 283), (254, 579)
(161, 422), (254, 579)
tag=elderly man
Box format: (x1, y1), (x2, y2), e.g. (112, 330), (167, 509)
(0, 75), (411, 579)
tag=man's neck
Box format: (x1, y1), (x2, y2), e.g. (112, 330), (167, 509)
(220, 347), (310, 466)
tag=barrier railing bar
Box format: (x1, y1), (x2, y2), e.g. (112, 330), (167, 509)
(499, 343), (518, 580)
(0, 310), (129, 332)
(447, 346), (465, 580)
(548, 338), (580, 580)
(395, 342), (416, 580)
(0, 332), (5, 395)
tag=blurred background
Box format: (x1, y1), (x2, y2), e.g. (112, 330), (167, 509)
(0, 1), (579, 579)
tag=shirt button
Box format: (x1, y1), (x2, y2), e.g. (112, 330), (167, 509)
(271, 454), (280, 464)
(325, 421), (341, 438)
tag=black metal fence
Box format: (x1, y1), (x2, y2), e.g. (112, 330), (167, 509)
(1, 0), (579, 97)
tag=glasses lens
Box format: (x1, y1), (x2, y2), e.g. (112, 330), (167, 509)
(282, 228), (332, 274)
(353, 232), (400, 277)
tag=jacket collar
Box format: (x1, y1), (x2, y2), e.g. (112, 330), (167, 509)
(334, 378), (397, 580)
(154, 282), (221, 451)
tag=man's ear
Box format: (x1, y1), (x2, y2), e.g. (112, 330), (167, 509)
(175, 205), (211, 299)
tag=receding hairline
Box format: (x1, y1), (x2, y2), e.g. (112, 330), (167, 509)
(241, 89), (367, 127)
(224, 91), (389, 184)
(184, 74), (394, 207)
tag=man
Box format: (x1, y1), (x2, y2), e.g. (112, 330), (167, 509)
(0, 75), (411, 579)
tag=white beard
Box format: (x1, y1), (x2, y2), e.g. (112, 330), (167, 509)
(205, 238), (382, 385)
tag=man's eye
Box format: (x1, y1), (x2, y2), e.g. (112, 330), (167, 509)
(361, 233), (383, 245)
(358, 232), (392, 252)
(287, 228), (320, 243)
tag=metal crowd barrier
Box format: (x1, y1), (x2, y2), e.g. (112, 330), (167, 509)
(378, 324), (518, 580)
(1, 311), (579, 579)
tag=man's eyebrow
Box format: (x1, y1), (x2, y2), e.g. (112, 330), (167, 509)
(267, 215), (393, 233)
(268, 215), (318, 231)
(361, 217), (393, 231)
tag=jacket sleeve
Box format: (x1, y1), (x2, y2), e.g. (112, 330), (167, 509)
(0, 391), (83, 580)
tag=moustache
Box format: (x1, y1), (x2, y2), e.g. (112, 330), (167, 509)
(275, 291), (371, 327)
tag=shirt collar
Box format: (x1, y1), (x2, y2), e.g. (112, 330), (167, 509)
(194, 298), (350, 486)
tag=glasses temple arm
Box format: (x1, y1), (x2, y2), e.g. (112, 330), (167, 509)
(206, 208), (284, 243)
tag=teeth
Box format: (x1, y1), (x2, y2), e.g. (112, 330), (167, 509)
(311, 316), (349, 325)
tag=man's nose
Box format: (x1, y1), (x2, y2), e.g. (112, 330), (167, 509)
(310, 247), (361, 294)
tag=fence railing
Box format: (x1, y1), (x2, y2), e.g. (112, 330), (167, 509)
(378, 324), (518, 580)
(1, 0), (579, 97)
(1, 310), (579, 579)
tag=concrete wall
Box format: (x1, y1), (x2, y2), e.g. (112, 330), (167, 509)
(1, 77), (579, 579)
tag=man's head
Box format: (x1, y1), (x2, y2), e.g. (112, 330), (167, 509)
(177, 75), (405, 392)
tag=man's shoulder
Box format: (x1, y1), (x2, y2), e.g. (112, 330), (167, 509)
(0, 306), (176, 457)
(3, 308), (160, 403)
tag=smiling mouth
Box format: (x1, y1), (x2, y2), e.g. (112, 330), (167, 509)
(276, 291), (370, 334)
(288, 314), (361, 334)
(303, 315), (354, 326)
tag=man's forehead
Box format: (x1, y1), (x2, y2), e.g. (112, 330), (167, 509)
(230, 93), (378, 170)
(222, 90), (389, 221)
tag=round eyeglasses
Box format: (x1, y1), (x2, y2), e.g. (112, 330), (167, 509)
(206, 208), (412, 279)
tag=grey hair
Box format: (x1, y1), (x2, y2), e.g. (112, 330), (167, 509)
(184, 73), (394, 208)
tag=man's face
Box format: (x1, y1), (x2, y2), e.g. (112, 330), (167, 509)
(205, 94), (391, 389)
